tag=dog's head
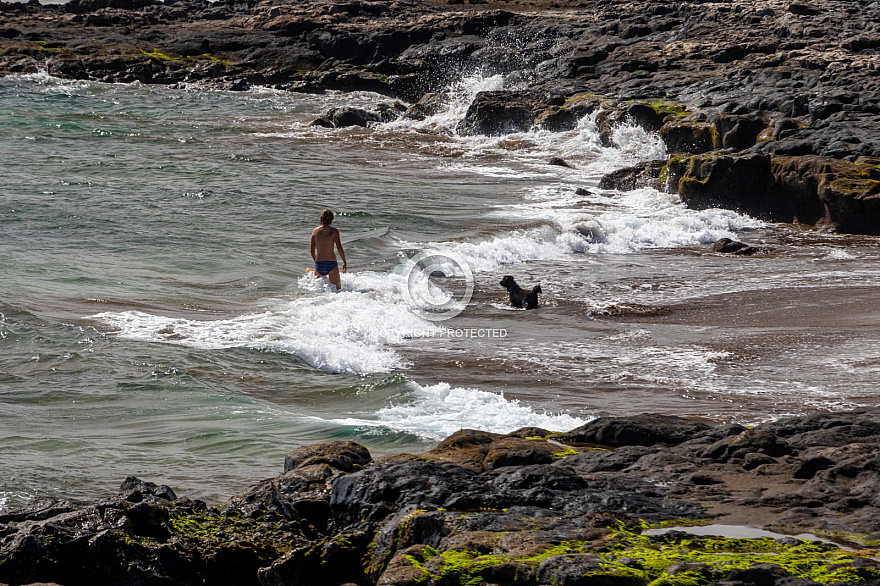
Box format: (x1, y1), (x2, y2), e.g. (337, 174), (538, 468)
(500, 275), (516, 289)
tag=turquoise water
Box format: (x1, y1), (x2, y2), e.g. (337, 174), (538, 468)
(3, 72), (880, 509)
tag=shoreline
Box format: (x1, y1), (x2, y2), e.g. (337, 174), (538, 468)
(4, 409), (880, 584)
(2, 0), (879, 233)
(4, 1), (880, 584)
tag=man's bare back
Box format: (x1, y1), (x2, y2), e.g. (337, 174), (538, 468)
(311, 225), (340, 261)
(310, 210), (346, 290)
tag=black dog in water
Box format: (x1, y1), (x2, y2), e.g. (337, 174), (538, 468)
(500, 276), (542, 310)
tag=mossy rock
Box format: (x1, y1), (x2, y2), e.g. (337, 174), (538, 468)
(647, 99), (691, 121)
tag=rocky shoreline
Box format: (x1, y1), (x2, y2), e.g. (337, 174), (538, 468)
(3, 2), (880, 583)
(2, 0), (879, 233)
(4, 409), (880, 585)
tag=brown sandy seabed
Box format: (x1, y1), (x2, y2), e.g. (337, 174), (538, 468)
(604, 285), (880, 531)
(613, 286), (880, 330)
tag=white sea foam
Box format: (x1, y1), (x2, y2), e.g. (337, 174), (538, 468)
(336, 381), (589, 441)
(384, 73), (611, 179)
(94, 274), (439, 375)
(419, 108), (664, 181)
(440, 162), (553, 179)
(8, 68), (56, 85)
(385, 71), (506, 135)
(817, 248), (857, 261)
(92, 259), (486, 375)
(410, 190), (762, 274)
(610, 121), (668, 163)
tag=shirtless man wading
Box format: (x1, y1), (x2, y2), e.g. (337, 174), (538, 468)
(310, 209), (347, 290)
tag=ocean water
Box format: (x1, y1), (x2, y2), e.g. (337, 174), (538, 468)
(3, 71), (880, 510)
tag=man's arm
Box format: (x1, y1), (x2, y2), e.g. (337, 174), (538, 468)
(310, 231), (317, 262)
(334, 230), (347, 273)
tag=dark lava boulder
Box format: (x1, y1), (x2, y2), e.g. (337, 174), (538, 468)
(257, 524), (375, 586)
(119, 476), (177, 502)
(760, 407), (880, 449)
(284, 440), (372, 473)
(660, 120), (716, 154)
(700, 428), (792, 462)
(555, 414), (711, 447)
(667, 152), (774, 216)
(310, 104), (405, 128)
(536, 553), (611, 586)
(330, 460), (479, 524)
(417, 429), (560, 472)
(456, 90), (563, 136)
(667, 153), (880, 233)
(712, 238), (760, 255)
(598, 160), (666, 191)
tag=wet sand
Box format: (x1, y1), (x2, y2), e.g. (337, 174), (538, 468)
(611, 286), (880, 331)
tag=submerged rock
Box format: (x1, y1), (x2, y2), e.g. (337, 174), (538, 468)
(311, 103), (406, 128)
(713, 238), (761, 255)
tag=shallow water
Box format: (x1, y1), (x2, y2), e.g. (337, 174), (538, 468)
(644, 525), (846, 548)
(3, 71), (880, 510)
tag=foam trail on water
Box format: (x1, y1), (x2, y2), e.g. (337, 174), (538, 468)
(94, 270), (441, 375)
(335, 381), (589, 441)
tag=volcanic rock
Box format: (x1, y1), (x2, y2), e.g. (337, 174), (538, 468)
(3, 0), (880, 232)
(7, 409), (880, 583)
(712, 238), (760, 255)
(556, 413), (711, 447)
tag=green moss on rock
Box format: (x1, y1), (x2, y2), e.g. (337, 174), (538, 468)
(140, 49), (182, 61)
(829, 176), (880, 198)
(411, 528), (880, 586)
(648, 99), (691, 120)
(551, 446), (579, 459)
(166, 509), (292, 554)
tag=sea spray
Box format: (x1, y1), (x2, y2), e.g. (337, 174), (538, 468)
(610, 118), (668, 163)
(404, 197), (762, 274)
(384, 71), (506, 135)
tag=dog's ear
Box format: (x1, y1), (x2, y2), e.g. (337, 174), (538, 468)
(533, 285), (542, 294)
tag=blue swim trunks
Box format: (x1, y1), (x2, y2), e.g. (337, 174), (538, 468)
(314, 260), (338, 276)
